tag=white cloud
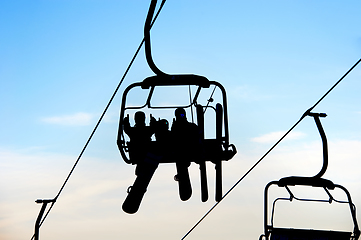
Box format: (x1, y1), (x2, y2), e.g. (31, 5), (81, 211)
(1, 140), (354, 240)
(251, 130), (306, 143)
(1, 138), (361, 240)
(41, 112), (94, 126)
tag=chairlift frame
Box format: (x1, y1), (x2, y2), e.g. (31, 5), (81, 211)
(116, 0), (236, 213)
(116, 69), (237, 205)
(260, 112), (360, 240)
(262, 179), (360, 240)
(117, 75), (234, 164)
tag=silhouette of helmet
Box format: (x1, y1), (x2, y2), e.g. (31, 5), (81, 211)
(158, 119), (169, 130)
(134, 111), (146, 126)
(175, 108), (186, 121)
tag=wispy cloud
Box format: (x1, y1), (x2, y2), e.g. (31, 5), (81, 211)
(41, 112), (94, 126)
(251, 130), (306, 143)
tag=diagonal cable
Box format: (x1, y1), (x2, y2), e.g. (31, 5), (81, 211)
(31, 1), (167, 239)
(181, 58), (361, 240)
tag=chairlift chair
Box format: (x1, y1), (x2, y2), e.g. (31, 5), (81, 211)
(117, 0), (236, 213)
(262, 178), (360, 240)
(259, 112), (360, 240)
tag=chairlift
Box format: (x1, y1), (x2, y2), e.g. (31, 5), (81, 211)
(117, 0), (236, 214)
(259, 112), (360, 240)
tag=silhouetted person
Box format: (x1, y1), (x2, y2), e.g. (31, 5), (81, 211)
(171, 108), (200, 201)
(153, 119), (172, 160)
(123, 111), (155, 164)
(122, 111), (158, 214)
(155, 119), (170, 142)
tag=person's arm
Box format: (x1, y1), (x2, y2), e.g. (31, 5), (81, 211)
(123, 114), (131, 136)
(150, 114), (157, 129)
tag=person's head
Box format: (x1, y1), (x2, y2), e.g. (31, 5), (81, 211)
(134, 111), (146, 126)
(158, 119), (169, 131)
(175, 108), (186, 122)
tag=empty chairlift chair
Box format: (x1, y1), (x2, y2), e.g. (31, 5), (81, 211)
(259, 112), (360, 240)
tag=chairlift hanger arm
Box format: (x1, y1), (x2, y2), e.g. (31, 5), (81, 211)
(144, 0), (213, 89)
(275, 112), (330, 190)
(307, 112), (328, 178)
(33, 199), (56, 240)
(278, 112), (328, 182)
(145, 0), (168, 76)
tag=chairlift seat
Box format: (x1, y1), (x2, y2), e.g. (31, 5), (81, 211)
(270, 227), (351, 240)
(203, 139), (223, 161)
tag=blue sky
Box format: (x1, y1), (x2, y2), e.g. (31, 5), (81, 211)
(1, 1), (361, 239)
